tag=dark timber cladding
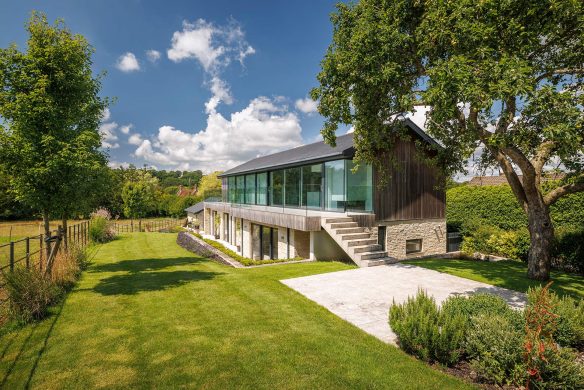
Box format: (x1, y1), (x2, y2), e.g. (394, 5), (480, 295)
(373, 137), (445, 221)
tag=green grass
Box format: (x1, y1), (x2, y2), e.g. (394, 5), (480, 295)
(406, 258), (584, 299)
(0, 233), (471, 389)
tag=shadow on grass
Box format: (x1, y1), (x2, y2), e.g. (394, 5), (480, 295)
(93, 269), (222, 296)
(89, 256), (206, 274)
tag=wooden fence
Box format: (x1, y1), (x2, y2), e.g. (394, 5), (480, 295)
(111, 218), (182, 234)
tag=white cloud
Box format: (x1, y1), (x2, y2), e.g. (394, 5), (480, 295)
(146, 49), (161, 63)
(108, 161), (131, 169)
(128, 133), (143, 145)
(99, 120), (119, 149)
(134, 96), (302, 172)
(120, 124), (133, 135)
(116, 52), (140, 72)
(295, 97), (318, 115)
(101, 108), (111, 121)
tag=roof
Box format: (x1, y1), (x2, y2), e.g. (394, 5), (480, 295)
(219, 118), (439, 177)
(184, 202), (204, 214)
(468, 173), (566, 186)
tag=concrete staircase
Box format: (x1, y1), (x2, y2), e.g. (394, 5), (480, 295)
(321, 217), (396, 267)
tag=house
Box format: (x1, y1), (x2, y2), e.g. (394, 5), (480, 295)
(468, 172), (565, 186)
(177, 185), (198, 197)
(197, 118), (446, 267)
(185, 202), (204, 226)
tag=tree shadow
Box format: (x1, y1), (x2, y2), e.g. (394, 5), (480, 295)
(89, 256), (206, 274)
(92, 269), (222, 296)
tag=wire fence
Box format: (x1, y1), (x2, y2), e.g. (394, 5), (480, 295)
(111, 218), (182, 234)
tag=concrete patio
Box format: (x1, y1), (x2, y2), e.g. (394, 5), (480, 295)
(281, 263), (526, 345)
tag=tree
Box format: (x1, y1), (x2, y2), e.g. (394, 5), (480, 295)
(312, 0), (583, 280)
(0, 12), (108, 250)
(121, 173), (158, 219)
(197, 171), (223, 199)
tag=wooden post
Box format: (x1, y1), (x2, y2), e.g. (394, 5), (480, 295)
(25, 237), (30, 269)
(39, 235), (44, 271)
(139, 219), (142, 232)
(9, 241), (14, 272)
(131, 220), (134, 233)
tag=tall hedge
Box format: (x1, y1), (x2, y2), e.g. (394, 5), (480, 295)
(447, 184), (584, 231)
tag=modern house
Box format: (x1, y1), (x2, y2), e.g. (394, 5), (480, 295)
(198, 119), (446, 267)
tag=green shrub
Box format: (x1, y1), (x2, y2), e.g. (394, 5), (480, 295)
(461, 225), (530, 261)
(389, 290), (466, 365)
(441, 293), (523, 329)
(553, 226), (584, 274)
(465, 314), (526, 386)
(527, 286), (584, 348)
(534, 347), (584, 390)
(3, 267), (61, 323)
(89, 209), (116, 243)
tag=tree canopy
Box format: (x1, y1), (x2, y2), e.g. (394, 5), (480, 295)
(312, 0), (583, 280)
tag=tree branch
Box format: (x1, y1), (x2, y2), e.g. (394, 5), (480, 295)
(544, 176), (584, 206)
(535, 68), (583, 83)
(496, 97), (516, 134)
(532, 141), (557, 177)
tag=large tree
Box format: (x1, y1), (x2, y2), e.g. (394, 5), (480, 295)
(312, 0), (583, 280)
(0, 12), (108, 249)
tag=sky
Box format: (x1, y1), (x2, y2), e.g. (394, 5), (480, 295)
(0, 0), (347, 172)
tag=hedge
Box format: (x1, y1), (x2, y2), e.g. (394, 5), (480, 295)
(447, 184), (584, 231)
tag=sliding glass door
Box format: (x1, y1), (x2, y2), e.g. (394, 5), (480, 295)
(325, 160), (345, 211)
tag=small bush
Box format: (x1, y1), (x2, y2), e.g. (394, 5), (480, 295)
(461, 225), (529, 261)
(89, 208), (116, 243)
(3, 267), (61, 323)
(535, 347), (584, 390)
(389, 290), (466, 365)
(50, 244), (91, 289)
(441, 293), (524, 330)
(465, 314), (526, 386)
(553, 226), (584, 274)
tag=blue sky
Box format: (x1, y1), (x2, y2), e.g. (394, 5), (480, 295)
(0, 0), (344, 172)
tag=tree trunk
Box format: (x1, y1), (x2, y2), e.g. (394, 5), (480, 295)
(62, 216), (68, 251)
(43, 209), (51, 261)
(526, 204), (554, 281)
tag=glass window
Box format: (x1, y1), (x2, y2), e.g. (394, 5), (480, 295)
(346, 160), (373, 211)
(325, 160), (345, 211)
(270, 170), (284, 206)
(406, 239), (423, 254)
(236, 176), (245, 204)
(302, 164), (323, 209)
(256, 172), (268, 205)
(228, 176), (236, 203)
(245, 174), (256, 204)
(285, 167), (301, 207)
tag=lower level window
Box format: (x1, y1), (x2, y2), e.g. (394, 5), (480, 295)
(406, 239), (422, 254)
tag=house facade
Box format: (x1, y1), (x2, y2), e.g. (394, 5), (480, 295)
(198, 119), (446, 267)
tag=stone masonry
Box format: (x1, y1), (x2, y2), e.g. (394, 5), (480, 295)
(383, 218), (446, 259)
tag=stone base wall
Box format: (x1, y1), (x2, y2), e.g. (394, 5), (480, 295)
(382, 219), (446, 260)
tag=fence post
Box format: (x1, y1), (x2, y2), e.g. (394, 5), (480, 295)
(25, 237), (30, 269)
(139, 219), (142, 232)
(9, 241), (15, 272)
(39, 235), (43, 271)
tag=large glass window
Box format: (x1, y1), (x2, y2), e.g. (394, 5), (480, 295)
(302, 164), (322, 208)
(236, 176), (245, 204)
(325, 160), (345, 211)
(228, 176), (236, 203)
(245, 174), (256, 204)
(346, 161), (373, 211)
(284, 167), (301, 207)
(256, 172), (268, 206)
(270, 170), (284, 206)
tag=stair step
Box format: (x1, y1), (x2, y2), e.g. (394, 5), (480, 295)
(352, 244), (382, 253)
(359, 251), (387, 260)
(334, 227), (365, 234)
(360, 258), (391, 267)
(330, 222), (358, 229)
(324, 217), (354, 224)
(341, 232), (370, 241)
(347, 238), (377, 247)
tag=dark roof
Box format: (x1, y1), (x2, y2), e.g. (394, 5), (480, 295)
(220, 118), (439, 177)
(185, 202), (204, 214)
(468, 172), (565, 186)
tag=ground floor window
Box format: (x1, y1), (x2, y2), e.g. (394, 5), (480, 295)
(406, 239), (422, 254)
(253, 224), (278, 260)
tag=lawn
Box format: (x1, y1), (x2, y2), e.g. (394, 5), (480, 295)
(406, 258), (584, 299)
(0, 233), (471, 389)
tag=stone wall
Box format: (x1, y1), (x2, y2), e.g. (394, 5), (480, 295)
(382, 219), (446, 259)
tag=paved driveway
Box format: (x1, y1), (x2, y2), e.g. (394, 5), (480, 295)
(281, 263), (526, 344)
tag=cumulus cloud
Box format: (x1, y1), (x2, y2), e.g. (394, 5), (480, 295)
(116, 52), (140, 72)
(128, 133), (143, 145)
(120, 124), (133, 135)
(133, 96), (302, 171)
(146, 49), (161, 63)
(100, 122), (119, 149)
(295, 97), (318, 115)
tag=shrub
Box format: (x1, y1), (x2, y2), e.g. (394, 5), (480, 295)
(461, 225), (530, 261)
(441, 293), (523, 330)
(3, 267), (61, 323)
(465, 314), (526, 386)
(389, 290), (466, 365)
(552, 226), (584, 274)
(89, 208), (115, 243)
(50, 243), (91, 289)
(535, 347), (584, 390)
